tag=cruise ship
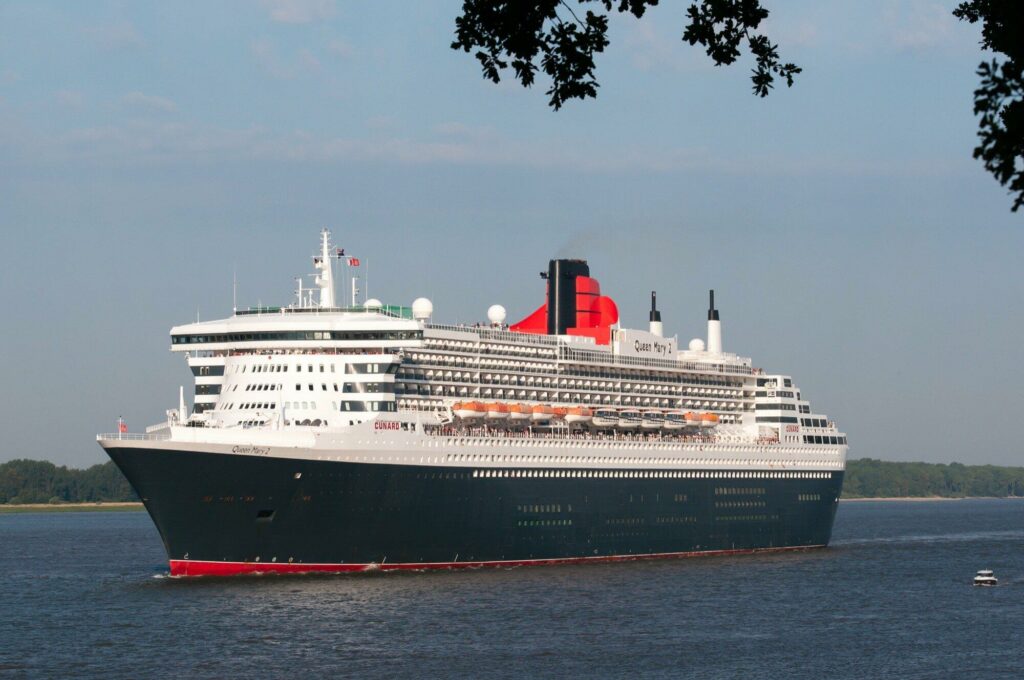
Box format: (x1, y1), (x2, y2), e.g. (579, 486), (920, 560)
(98, 230), (848, 576)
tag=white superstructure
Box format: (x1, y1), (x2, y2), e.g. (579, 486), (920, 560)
(115, 230), (847, 477)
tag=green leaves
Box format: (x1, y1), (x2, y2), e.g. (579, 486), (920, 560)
(954, 1), (1024, 211)
(452, 0), (799, 109)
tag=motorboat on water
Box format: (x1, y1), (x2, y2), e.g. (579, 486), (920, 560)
(973, 570), (997, 587)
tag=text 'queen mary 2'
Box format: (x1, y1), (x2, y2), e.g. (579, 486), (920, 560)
(98, 230), (847, 576)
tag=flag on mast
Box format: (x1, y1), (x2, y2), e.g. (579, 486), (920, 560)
(349, 257), (360, 267)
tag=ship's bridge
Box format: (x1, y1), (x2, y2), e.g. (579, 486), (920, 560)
(171, 308), (424, 416)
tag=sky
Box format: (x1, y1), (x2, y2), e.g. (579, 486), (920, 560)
(0, 0), (1021, 468)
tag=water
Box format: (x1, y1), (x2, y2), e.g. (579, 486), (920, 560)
(1, 500), (1022, 679)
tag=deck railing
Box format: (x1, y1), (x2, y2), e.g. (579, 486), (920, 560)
(95, 432), (170, 441)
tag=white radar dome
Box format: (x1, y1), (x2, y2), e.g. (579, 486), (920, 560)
(412, 297), (433, 321)
(487, 304), (507, 325)
(364, 298), (383, 310)
(688, 338), (706, 352)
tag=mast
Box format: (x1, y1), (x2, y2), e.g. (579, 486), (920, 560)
(314, 228), (336, 308)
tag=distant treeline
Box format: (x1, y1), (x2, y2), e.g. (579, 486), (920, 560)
(2, 457), (1024, 504)
(844, 458), (1024, 499)
(0, 459), (136, 505)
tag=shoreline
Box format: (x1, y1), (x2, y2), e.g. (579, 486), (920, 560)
(0, 502), (143, 513)
(840, 496), (1024, 502)
(3, 497), (1023, 513)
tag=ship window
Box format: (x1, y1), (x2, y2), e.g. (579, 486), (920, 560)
(320, 365), (325, 372)
(308, 365), (313, 372)
(308, 384), (314, 391)
(296, 384), (301, 390)
(302, 401), (309, 409)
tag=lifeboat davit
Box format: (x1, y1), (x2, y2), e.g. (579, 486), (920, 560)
(485, 402), (510, 420)
(508, 403), (532, 421)
(592, 409), (618, 428)
(564, 406), (593, 425)
(530, 404), (554, 423)
(664, 411), (686, 430)
(700, 412), (719, 428)
(453, 401), (485, 420)
(618, 409), (642, 429)
(641, 410), (664, 429)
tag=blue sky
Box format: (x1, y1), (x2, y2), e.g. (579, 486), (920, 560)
(1, 0), (1021, 467)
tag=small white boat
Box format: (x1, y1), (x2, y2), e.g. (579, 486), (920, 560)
(973, 570), (998, 587)
(592, 409), (618, 428)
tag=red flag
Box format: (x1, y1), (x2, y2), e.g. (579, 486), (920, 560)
(349, 257), (360, 267)
(118, 422), (128, 433)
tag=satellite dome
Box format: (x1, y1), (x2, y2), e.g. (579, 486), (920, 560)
(364, 298), (383, 310)
(412, 297), (433, 321)
(487, 304), (507, 325)
(689, 338), (706, 352)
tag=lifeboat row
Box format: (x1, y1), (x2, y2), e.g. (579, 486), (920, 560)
(451, 402), (719, 429)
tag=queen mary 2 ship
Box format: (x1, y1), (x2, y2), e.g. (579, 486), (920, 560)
(98, 230), (848, 576)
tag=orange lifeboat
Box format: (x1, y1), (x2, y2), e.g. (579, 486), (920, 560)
(552, 406), (569, 420)
(700, 412), (719, 428)
(564, 406), (593, 425)
(684, 411), (701, 426)
(485, 402), (510, 420)
(530, 404), (554, 422)
(508, 403), (532, 421)
(453, 401), (485, 420)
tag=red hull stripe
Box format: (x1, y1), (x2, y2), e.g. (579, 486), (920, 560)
(168, 545), (825, 577)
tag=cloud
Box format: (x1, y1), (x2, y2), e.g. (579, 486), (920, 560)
(121, 92), (177, 113)
(433, 121), (496, 141)
(55, 89), (85, 109)
(759, 16), (820, 49)
(365, 115), (399, 130)
(622, 22), (711, 74)
(327, 38), (354, 59)
(82, 21), (144, 50)
(883, 1), (957, 51)
(261, 0), (335, 24)
(0, 116), (974, 181)
(251, 39), (322, 79)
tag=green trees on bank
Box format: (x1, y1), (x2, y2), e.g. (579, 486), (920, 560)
(0, 459), (136, 505)
(1, 457), (1023, 504)
(843, 459), (1024, 498)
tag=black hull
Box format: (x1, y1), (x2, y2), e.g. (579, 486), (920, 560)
(105, 446), (843, 575)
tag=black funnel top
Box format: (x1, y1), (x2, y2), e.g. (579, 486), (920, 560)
(547, 259), (589, 335)
(650, 291), (661, 322)
(708, 289), (719, 321)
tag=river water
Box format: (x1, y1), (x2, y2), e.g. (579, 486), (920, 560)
(1, 499), (1022, 678)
